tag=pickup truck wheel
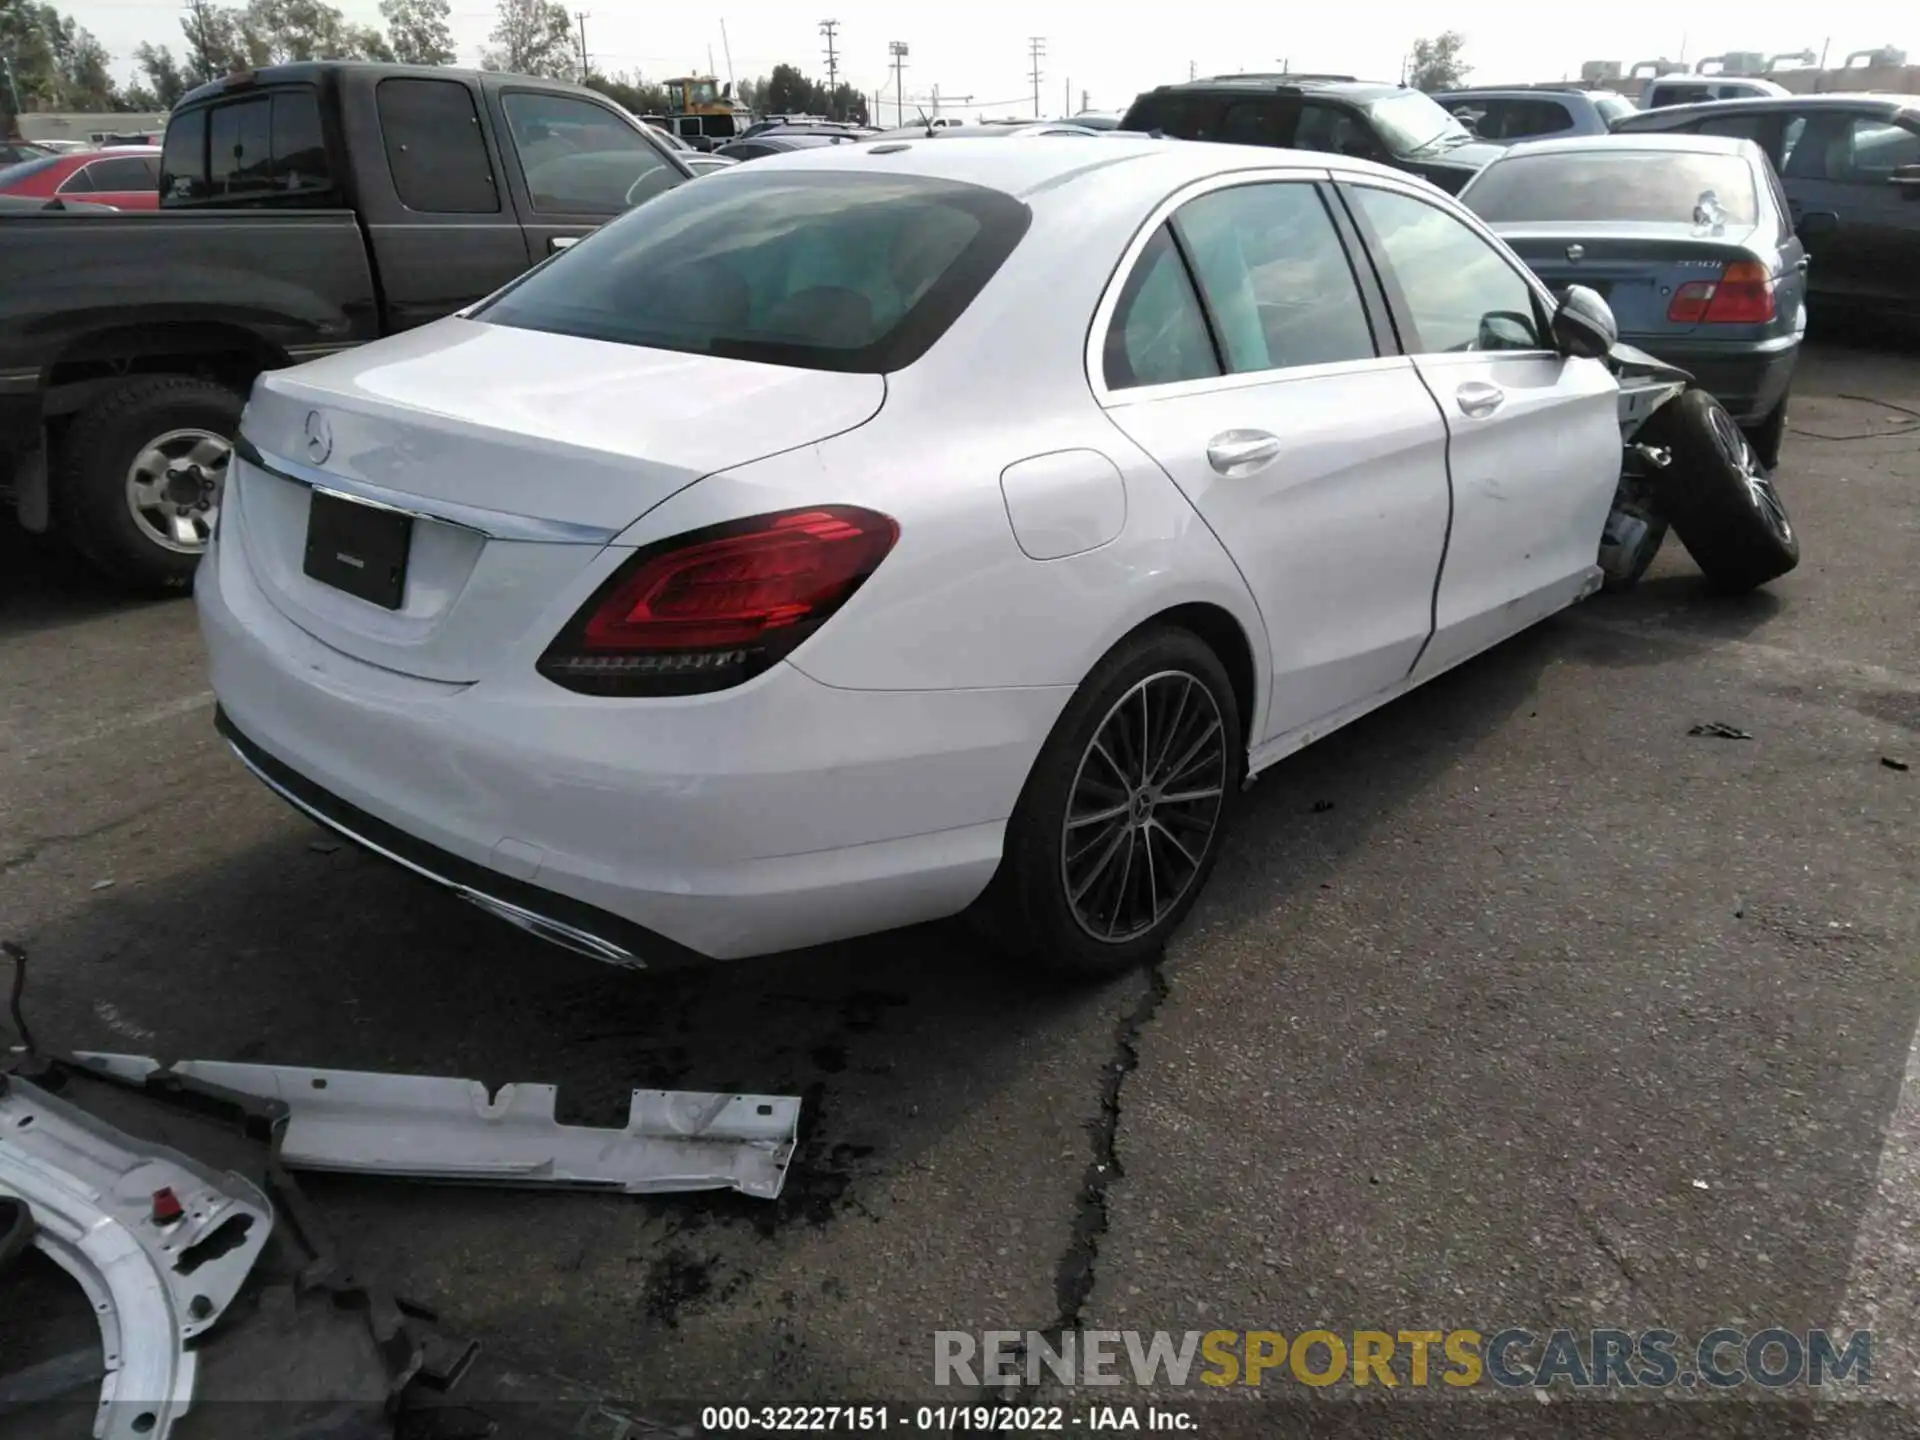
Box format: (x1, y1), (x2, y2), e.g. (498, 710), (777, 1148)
(1645, 388), (1799, 594)
(58, 375), (242, 595)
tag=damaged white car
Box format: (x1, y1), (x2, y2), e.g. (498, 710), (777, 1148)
(197, 138), (1796, 978)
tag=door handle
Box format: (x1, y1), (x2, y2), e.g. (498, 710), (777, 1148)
(1205, 430), (1283, 477)
(1795, 256), (1810, 273)
(1455, 381), (1505, 418)
(549, 235), (581, 253)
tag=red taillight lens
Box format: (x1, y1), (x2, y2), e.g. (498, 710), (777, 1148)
(539, 506), (899, 696)
(1667, 261), (1776, 324)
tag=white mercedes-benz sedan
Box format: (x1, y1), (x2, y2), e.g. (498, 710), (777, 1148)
(199, 136), (1628, 977)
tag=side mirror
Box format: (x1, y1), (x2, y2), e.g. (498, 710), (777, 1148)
(1551, 284), (1617, 360)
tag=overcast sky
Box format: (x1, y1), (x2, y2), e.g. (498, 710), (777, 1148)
(62, 0), (1916, 122)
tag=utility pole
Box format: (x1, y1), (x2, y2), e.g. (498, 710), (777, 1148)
(1027, 36), (1045, 118)
(1063, 77), (1069, 115)
(1080, 87), (1089, 112)
(931, 81), (939, 118)
(889, 41), (909, 127)
(1187, 59), (1196, 81)
(819, 19), (840, 119)
(574, 11), (590, 82)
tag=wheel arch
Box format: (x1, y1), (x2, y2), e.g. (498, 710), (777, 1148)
(1130, 601), (1260, 753)
(41, 321), (285, 419)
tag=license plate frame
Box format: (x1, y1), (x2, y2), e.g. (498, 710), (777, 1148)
(302, 489), (413, 610)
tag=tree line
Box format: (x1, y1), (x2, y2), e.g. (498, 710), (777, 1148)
(4, 0), (874, 135)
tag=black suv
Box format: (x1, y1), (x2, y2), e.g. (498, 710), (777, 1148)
(1615, 94), (1920, 326)
(1118, 74), (1503, 194)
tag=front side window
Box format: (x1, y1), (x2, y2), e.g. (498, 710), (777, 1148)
(1347, 185), (1543, 354)
(480, 171), (1030, 373)
(1103, 226), (1220, 390)
(1461, 149), (1759, 225)
(1651, 83), (1712, 108)
(1293, 102), (1378, 158)
(1172, 182), (1376, 373)
(1787, 115), (1920, 182)
(504, 91), (679, 213)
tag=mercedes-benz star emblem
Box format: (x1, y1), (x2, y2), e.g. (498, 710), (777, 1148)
(304, 410), (333, 464)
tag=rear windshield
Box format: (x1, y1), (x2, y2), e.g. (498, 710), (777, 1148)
(478, 171), (1031, 373)
(1463, 150), (1759, 225)
(0, 155), (64, 188)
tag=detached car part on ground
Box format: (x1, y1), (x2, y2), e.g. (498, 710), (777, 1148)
(197, 140), (1798, 987)
(0, 1071), (274, 1440)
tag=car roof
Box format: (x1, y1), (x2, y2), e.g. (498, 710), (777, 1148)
(177, 59), (605, 108)
(711, 132), (1413, 201)
(1135, 74), (1406, 103)
(1499, 131), (1759, 160)
(1617, 91), (1919, 121)
(1436, 87), (1621, 101)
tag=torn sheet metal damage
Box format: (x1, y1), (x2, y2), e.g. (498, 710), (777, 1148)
(76, 1055), (802, 1201)
(0, 1072), (273, 1440)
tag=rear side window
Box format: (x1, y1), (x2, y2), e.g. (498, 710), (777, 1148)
(1462, 150), (1759, 225)
(503, 91), (679, 213)
(55, 164), (95, 193)
(377, 78), (500, 213)
(1215, 98), (1285, 146)
(165, 89), (332, 203)
(479, 171), (1031, 373)
(80, 156), (157, 191)
(159, 109), (207, 200)
(1120, 92), (1218, 138)
(209, 98), (271, 195)
(1650, 83), (1713, 108)
(1172, 182), (1376, 372)
(1103, 226), (1220, 390)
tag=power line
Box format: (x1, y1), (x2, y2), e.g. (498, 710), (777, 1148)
(1026, 36), (1045, 118)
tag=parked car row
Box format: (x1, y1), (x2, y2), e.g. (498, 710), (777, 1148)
(8, 60), (1903, 602)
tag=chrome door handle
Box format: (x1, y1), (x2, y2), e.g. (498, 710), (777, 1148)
(1456, 381), (1505, 418)
(549, 235), (581, 253)
(1206, 430), (1283, 477)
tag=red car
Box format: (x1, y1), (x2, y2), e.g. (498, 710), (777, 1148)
(0, 147), (163, 210)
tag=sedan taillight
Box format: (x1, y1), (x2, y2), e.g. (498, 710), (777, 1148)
(538, 506), (899, 696)
(1668, 261), (1776, 324)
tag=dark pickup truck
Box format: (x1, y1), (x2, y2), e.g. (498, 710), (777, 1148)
(0, 61), (695, 590)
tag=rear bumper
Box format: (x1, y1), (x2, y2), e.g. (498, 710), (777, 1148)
(1623, 333), (1799, 425)
(196, 524), (1070, 963)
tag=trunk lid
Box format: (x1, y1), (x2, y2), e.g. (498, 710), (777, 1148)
(1492, 221), (1764, 337)
(231, 318), (885, 683)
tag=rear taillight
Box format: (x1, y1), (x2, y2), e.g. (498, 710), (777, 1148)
(1667, 261), (1776, 324)
(538, 506), (899, 696)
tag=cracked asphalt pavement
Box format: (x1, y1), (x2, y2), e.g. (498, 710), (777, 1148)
(3, 341), (1919, 1438)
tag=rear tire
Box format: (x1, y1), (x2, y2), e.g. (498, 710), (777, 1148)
(980, 626), (1243, 980)
(56, 375), (243, 595)
(1645, 388), (1799, 594)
